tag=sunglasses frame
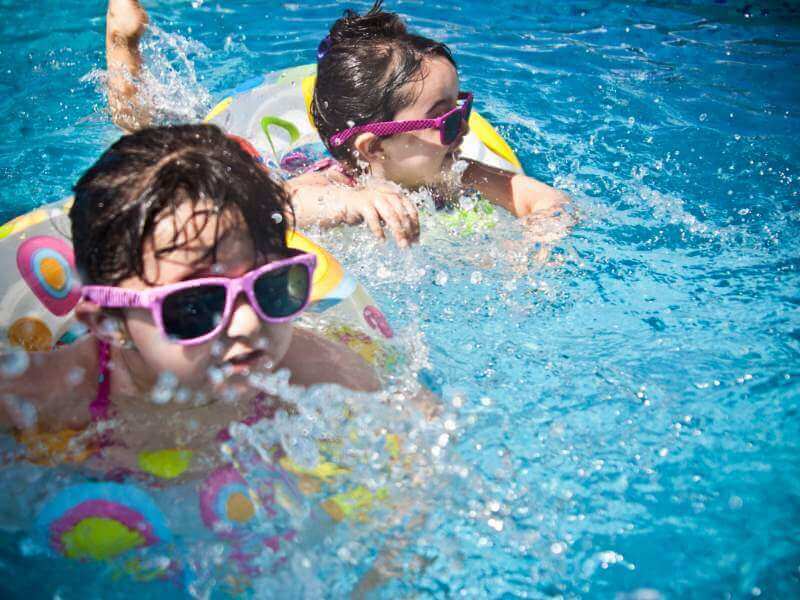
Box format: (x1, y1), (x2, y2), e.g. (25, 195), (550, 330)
(82, 253), (317, 346)
(329, 92), (473, 148)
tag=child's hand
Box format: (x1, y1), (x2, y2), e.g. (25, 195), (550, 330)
(510, 173), (569, 218)
(340, 185), (420, 248)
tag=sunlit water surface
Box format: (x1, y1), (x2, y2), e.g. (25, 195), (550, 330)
(1, 0), (799, 598)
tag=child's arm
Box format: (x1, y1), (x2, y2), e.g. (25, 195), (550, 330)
(105, 0), (150, 132)
(286, 171), (420, 248)
(460, 158), (569, 218)
(282, 328), (382, 392)
(0, 339), (96, 431)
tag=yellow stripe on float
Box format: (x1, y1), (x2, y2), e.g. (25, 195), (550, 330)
(469, 111), (522, 170)
(203, 97), (233, 123)
(286, 230), (344, 302)
(301, 74), (317, 129)
(0, 197), (74, 240)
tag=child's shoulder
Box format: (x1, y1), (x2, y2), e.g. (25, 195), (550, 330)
(282, 327), (381, 392)
(1, 336), (99, 431)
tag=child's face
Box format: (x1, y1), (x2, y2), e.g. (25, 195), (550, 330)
(376, 56), (466, 188)
(116, 201), (293, 391)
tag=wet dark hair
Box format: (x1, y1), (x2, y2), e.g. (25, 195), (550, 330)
(71, 124), (291, 285)
(312, 0), (456, 167)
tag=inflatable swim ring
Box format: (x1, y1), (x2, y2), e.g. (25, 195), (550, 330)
(205, 63), (523, 176)
(0, 196), (395, 359)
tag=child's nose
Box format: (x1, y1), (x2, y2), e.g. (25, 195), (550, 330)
(225, 293), (261, 339)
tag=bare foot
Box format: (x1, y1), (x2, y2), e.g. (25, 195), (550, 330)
(107, 0), (148, 46)
(105, 0), (151, 130)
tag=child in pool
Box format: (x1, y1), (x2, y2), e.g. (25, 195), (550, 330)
(104, 0), (568, 248)
(289, 1), (569, 246)
(0, 124), (379, 478)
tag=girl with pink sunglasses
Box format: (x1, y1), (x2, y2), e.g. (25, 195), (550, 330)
(104, 1), (567, 248)
(287, 1), (569, 247)
(0, 124), (380, 476)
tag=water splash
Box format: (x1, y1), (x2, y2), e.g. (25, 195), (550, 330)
(83, 24), (212, 125)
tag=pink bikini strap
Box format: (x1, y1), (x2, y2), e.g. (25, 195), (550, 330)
(90, 340), (112, 421)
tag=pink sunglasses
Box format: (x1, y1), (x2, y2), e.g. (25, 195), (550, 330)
(82, 253), (316, 346)
(329, 92), (473, 148)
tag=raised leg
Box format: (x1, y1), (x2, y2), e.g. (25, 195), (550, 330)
(105, 0), (150, 131)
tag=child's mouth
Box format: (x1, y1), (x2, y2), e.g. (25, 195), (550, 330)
(223, 349), (267, 373)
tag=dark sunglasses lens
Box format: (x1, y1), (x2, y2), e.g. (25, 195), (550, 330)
(443, 111), (462, 145)
(253, 263), (310, 318)
(162, 285), (227, 341)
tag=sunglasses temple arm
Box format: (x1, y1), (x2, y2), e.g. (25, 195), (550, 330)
(82, 286), (149, 308)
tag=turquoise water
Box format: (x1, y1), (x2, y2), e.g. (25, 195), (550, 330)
(1, 0), (799, 597)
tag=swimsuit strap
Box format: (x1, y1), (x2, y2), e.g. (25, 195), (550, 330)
(89, 340), (112, 421)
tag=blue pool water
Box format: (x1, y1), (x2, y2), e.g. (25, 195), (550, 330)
(1, 0), (799, 597)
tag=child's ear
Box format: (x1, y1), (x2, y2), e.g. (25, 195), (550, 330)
(352, 132), (385, 164)
(74, 300), (131, 348)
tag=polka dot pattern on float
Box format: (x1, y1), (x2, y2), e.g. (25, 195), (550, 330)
(16, 236), (81, 316)
(199, 466), (259, 536)
(198, 463), (302, 553)
(363, 305), (394, 339)
(35, 483), (172, 561)
(8, 316), (53, 351)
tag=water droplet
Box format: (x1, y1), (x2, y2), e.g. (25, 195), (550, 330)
(550, 541), (566, 555)
(434, 271), (449, 286)
(1, 395), (37, 429)
(207, 366), (225, 385)
(151, 371), (178, 404)
(451, 159), (468, 175)
(67, 367), (85, 387)
(470, 271), (483, 285)
(699, 113), (708, 122)
(0, 350), (30, 378)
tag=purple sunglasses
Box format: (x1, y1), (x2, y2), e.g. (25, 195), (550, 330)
(82, 253), (316, 346)
(329, 92), (473, 148)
